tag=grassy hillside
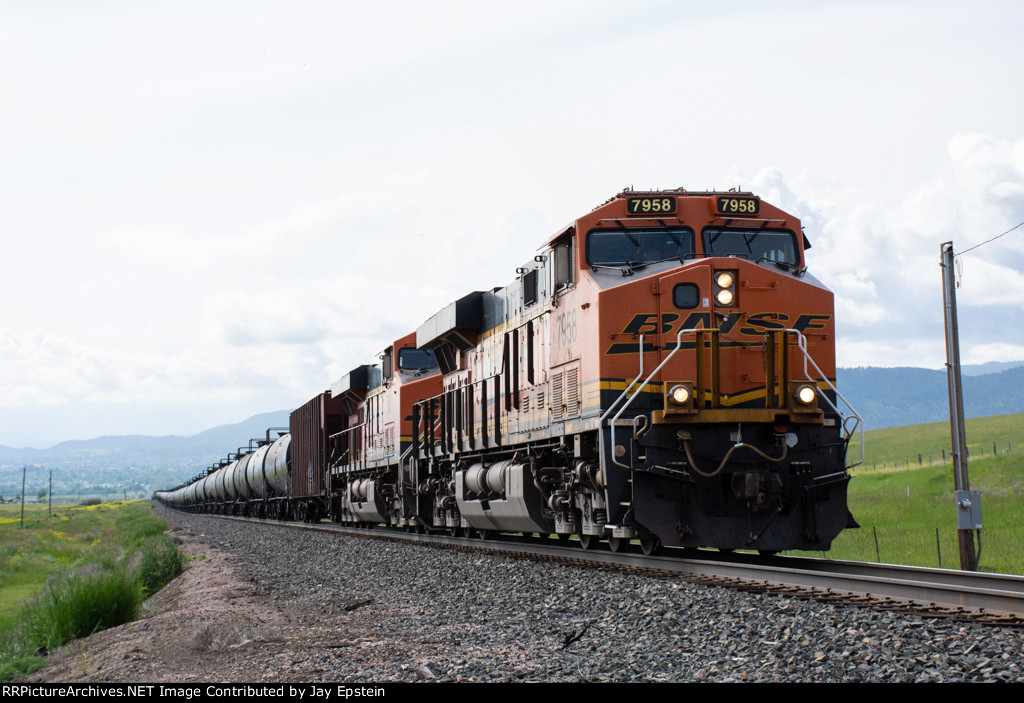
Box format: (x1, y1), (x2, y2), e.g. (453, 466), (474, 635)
(813, 413), (1024, 574)
(848, 412), (1023, 469)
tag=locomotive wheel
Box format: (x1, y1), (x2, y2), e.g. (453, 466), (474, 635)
(640, 534), (662, 556)
(607, 536), (627, 553)
(578, 534), (599, 550)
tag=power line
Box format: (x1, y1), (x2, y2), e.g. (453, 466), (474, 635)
(955, 221), (1024, 256)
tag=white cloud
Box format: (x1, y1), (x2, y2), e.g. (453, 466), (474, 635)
(729, 133), (1024, 369)
(832, 272), (878, 299)
(0, 328), (310, 409)
(956, 257), (1024, 306)
(967, 342), (1024, 365)
(835, 297), (889, 327)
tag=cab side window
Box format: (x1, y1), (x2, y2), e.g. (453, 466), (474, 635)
(553, 236), (574, 292)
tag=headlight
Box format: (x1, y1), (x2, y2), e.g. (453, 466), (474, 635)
(713, 270), (736, 307)
(794, 384), (816, 405)
(669, 384), (691, 405)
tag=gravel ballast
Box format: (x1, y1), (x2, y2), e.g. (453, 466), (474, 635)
(144, 511), (1023, 683)
(30, 509), (1022, 683)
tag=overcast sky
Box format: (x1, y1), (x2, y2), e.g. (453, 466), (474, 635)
(2, 0), (1022, 447)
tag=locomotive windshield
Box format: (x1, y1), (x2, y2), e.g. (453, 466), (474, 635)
(586, 228), (695, 267)
(398, 347), (438, 371)
(702, 227), (799, 266)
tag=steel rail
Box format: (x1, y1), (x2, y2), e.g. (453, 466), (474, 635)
(164, 508), (1024, 623)
(435, 537), (1024, 620)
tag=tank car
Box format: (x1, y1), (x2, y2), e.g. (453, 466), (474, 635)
(407, 188), (860, 553)
(156, 429), (291, 518)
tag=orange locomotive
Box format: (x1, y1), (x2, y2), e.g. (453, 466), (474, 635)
(405, 188), (860, 553)
(326, 331), (443, 527)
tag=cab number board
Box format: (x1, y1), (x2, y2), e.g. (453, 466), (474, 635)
(627, 197), (676, 214)
(717, 196), (760, 215)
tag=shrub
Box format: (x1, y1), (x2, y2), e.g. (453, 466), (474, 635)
(134, 536), (184, 595)
(24, 566), (142, 652)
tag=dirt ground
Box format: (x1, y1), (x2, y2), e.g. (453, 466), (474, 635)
(25, 525), (399, 683)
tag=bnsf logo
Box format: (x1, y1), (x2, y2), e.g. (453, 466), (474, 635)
(619, 312), (830, 336)
(605, 312), (831, 355)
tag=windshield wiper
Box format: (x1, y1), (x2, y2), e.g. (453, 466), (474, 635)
(755, 256), (805, 275)
(591, 262), (642, 276)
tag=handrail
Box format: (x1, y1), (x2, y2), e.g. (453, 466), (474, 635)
(329, 423), (366, 473)
(786, 329), (864, 469)
(329, 423), (365, 439)
(413, 373), (501, 455)
(609, 329), (700, 470)
(597, 335), (645, 481)
(399, 443), (415, 471)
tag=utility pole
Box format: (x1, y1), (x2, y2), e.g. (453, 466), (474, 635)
(49, 470), (53, 518)
(20, 466), (26, 529)
(940, 241), (981, 571)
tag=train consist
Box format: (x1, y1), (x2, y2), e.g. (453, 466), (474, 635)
(156, 188), (861, 554)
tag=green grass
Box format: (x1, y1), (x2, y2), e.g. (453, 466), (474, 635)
(0, 500), (183, 681)
(800, 413), (1024, 575)
(848, 412), (1024, 470)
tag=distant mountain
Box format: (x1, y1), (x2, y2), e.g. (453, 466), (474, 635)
(0, 410), (290, 498)
(836, 364), (1024, 430)
(960, 360), (1024, 376)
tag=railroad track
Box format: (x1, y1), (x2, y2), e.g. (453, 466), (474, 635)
(172, 509), (1024, 627)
